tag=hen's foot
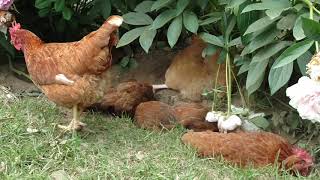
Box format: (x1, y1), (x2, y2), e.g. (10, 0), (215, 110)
(57, 121), (87, 131)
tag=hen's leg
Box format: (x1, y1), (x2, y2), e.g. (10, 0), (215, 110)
(58, 105), (86, 131)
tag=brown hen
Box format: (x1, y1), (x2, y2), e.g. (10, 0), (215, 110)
(134, 101), (218, 131)
(9, 16), (123, 131)
(94, 80), (154, 115)
(182, 131), (314, 176)
(153, 36), (226, 101)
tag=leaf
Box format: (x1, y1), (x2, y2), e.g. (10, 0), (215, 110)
(199, 17), (221, 26)
(123, 12), (153, 25)
(228, 37), (242, 47)
(241, 27), (279, 56)
(139, 27), (157, 53)
(199, 33), (224, 47)
(197, 0), (208, 10)
(183, 11), (199, 33)
(252, 41), (292, 63)
(273, 39), (314, 68)
(225, 16), (236, 40)
(227, 0), (247, 9)
(62, 7), (73, 20)
(167, 15), (183, 48)
(100, 0), (111, 18)
(202, 45), (218, 58)
(244, 16), (279, 35)
(38, 7), (51, 17)
(135, 1), (155, 13)
(293, 15), (307, 41)
(242, 0), (290, 14)
(151, 0), (174, 11)
(250, 117), (270, 130)
(54, 0), (65, 12)
(268, 61), (293, 95)
(277, 14), (297, 30)
(237, 2), (260, 34)
(297, 50), (312, 76)
(238, 60), (250, 75)
(117, 27), (146, 48)
(176, 0), (190, 15)
(151, 9), (177, 29)
(35, 0), (53, 9)
(246, 58), (269, 94)
(301, 17), (320, 42)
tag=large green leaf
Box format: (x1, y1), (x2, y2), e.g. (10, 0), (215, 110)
(297, 50), (312, 76)
(139, 27), (157, 53)
(301, 17), (320, 42)
(151, 9), (177, 29)
(225, 16), (236, 40)
(268, 61), (293, 95)
(35, 0), (53, 9)
(62, 7), (73, 20)
(199, 16), (221, 26)
(151, 0), (174, 11)
(167, 15), (183, 48)
(54, 0), (65, 12)
(241, 27), (279, 56)
(273, 39), (314, 68)
(277, 14), (297, 30)
(183, 11), (198, 33)
(117, 27), (147, 48)
(199, 33), (224, 47)
(244, 16), (279, 35)
(123, 12), (153, 25)
(293, 14), (308, 41)
(246, 58), (269, 95)
(176, 0), (190, 15)
(242, 0), (290, 14)
(227, 0), (247, 9)
(252, 41), (291, 63)
(135, 1), (154, 13)
(100, 0), (111, 19)
(238, 60), (250, 75)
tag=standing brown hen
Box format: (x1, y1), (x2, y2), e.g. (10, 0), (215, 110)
(182, 131), (314, 176)
(9, 15), (123, 131)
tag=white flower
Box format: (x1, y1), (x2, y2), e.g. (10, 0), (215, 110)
(286, 76), (320, 123)
(205, 111), (224, 122)
(0, 0), (14, 10)
(218, 115), (242, 133)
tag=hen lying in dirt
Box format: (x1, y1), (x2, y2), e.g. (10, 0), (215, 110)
(92, 80), (154, 116)
(182, 131), (314, 176)
(134, 101), (218, 131)
(153, 36), (226, 101)
(9, 15), (123, 131)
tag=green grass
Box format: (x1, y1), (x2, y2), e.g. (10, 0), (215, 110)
(0, 97), (319, 179)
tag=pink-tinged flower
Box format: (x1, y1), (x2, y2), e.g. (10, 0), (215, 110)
(0, 0), (14, 10)
(286, 76), (320, 123)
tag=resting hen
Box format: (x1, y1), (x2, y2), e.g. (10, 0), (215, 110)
(153, 36), (226, 101)
(9, 15), (123, 131)
(182, 131), (314, 176)
(93, 80), (154, 116)
(134, 101), (218, 131)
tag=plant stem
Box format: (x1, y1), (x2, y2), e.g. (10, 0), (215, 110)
(211, 63), (221, 112)
(226, 53), (232, 116)
(305, 0), (319, 52)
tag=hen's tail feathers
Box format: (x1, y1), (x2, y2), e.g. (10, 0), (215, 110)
(107, 15), (123, 27)
(152, 84), (168, 93)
